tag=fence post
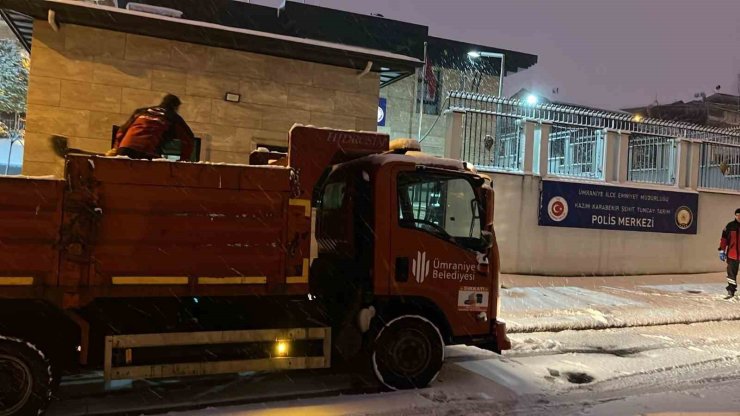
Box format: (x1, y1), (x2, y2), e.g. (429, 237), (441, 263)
(604, 130), (620, 183)
(616, 132), (630, 183)
(674, 138), (688, 188)
(522, 120), (536, 174)
(444, 109), (464, 160)
(688, 139), (701, 190)
(537, 122), (552, 177)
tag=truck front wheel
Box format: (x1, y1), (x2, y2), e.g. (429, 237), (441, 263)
(371, 315), (444, 390)
(0, 337), (52, 416)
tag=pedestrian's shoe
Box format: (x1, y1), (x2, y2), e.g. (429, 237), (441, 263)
(724, 290), (736, 300)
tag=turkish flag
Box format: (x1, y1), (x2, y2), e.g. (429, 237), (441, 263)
(424, 52), (437, 101)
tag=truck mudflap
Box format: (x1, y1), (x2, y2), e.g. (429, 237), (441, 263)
(451, 320), (511, 354)
(494, 319), (512, 351)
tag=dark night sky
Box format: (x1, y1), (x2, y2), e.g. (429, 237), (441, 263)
(252, 0), (740, 111)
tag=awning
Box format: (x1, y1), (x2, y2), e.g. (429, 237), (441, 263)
(1, 0), (423, 75)
(0, 9), (32, 52)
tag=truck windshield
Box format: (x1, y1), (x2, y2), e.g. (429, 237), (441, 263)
(397, 172), (483, 251)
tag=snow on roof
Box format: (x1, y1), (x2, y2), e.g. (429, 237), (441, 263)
(46, 0), (423, 66)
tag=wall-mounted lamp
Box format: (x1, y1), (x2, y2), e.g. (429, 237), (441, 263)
(225, 93), (241, 103)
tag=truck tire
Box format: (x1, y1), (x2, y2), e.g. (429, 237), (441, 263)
(0, 336), (53, 416)
(371, 315), (444, 390)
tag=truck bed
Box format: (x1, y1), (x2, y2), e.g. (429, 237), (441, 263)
(0, 176), (64, 289)
(1, 156), (311, 307)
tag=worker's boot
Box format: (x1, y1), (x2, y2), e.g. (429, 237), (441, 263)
(724, 289), (735, 300)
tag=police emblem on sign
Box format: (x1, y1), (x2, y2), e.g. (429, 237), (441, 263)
(675, 206), (693, 230)
(547, 196), (569, 222)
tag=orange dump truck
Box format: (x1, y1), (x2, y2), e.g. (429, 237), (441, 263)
(0, 125), (507, 415)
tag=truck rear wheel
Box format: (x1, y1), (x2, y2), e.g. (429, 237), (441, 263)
(371, 315), (444, 390)
(0, 337), (52, 416)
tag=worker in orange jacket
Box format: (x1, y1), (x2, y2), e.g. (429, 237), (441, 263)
(719, 208), (740, 299)
(110, 94), (194, 161)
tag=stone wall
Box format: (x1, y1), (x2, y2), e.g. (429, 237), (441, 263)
(23, 21), (379, 176)
(379, 67), (499, 157)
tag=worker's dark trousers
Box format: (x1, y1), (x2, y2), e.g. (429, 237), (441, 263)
(727, 259), (739, 295)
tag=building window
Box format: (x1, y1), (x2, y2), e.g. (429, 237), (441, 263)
(161, 138), (201, 162)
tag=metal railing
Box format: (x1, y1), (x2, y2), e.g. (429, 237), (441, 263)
(0, 113), (25, 175)
(700, 142), (740, 192)
(448, 92), (740, 145)
(548, 124), (604, 179)
(448, 91), (740, 192)
(460, 109), (523, 172)
(627, 134), (676, 185)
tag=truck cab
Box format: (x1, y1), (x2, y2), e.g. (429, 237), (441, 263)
(311, 139), (507, 389)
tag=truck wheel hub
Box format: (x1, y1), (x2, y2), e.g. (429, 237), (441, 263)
(391, 330), (431, 375)
(0, 354), (33, 415)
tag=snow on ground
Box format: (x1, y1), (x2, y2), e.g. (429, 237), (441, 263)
(170, 321), (740, 416)
(501, 283), (740, 333)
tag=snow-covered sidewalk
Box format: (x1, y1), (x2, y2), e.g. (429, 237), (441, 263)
(500, 272), (740, 333)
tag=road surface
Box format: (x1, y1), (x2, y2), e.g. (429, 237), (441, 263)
(50, 319), (740, 415)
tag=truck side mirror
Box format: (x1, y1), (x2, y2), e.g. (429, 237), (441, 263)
(480, 230), (493, 250)
(480, 184), (494, 230)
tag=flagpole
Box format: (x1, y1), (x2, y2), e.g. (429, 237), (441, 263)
(417, 41), (428, 141)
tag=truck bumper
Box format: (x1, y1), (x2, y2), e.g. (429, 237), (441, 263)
(452, 319), (511, 354)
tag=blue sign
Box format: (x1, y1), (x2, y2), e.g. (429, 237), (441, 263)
(378, 98), (387, 127)
(539, 181), (698, 234)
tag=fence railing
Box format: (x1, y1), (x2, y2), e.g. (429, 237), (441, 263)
(548, 124), (605, 179)
(448, 92), (740, 144)
(0, 113), (25, 176)
(447, 91), (740, 192)
(627, 134), (676, 185)
(699, 142), (740, 192)
(460, 110), (523, 172)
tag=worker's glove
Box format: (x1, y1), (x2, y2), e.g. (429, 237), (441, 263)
(719, 251), (727, 262)
(104, 148), (118, 157)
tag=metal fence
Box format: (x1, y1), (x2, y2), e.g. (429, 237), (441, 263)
(0, 113), (24, 175)
(448, 91), (740, 192)
(547, 124), (605, 179)
(699, 142), (740, 192)
(627, 135), (676, 185)
(460, 109), (523, 172)
(448, 92), (740, 144)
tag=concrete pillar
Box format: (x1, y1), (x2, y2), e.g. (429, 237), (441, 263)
(522, 120), (536, 174)
(444, 109), (464, 160)
(604, 130), (620, 183)
(674, 138), (688, 188)
(688, 140), (702, 190)
(617, 132), (630, 183)
(536, 122), (552, 177)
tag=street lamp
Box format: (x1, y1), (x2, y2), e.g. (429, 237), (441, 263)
(467, 50), (506, 98)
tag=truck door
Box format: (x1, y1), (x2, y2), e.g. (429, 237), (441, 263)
(389, 167), (490, 337)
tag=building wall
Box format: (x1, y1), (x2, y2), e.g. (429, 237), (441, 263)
(23, 21), (379, 176)
(379, 68), (499, 157)
(487, 172), (732, 275)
